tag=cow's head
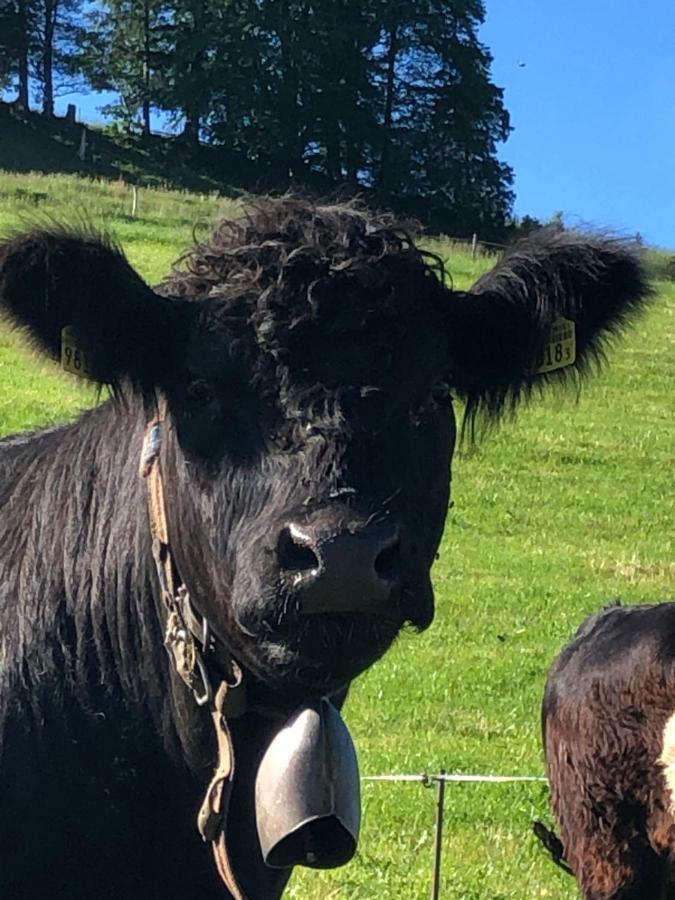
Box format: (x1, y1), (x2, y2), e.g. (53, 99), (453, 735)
(0, 201), (650, 703)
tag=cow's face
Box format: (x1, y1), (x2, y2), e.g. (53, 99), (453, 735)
(0, 202), (650, 702)
(162, 253), (456, 698)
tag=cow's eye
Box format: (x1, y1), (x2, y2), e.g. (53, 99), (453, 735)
(185, 378), (215, 409)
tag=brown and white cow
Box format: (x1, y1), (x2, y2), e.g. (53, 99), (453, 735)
(542, 602), (675, 900)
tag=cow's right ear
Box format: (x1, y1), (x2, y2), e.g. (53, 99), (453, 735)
(0, 227), (185, 389)
(440, 229), (652, 433)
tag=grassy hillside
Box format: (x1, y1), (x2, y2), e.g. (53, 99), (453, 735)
(0, 101), (246, 193)
(1, 171), (673, 899)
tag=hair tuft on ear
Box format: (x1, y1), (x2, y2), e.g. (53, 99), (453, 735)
(443, 228), (653, 440)
(0, 225), (183, 389)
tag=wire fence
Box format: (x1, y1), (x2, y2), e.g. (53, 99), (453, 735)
(364, 771), (547, 784)
(363, 770), (549, 899)
(437, 233), (507, 257)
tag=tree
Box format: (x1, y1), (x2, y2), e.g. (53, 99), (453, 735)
(372, 0), (513, 237)
(156, 0), (222, 143)
(74, 0), (171, 134)
(77, 0), (238, 142)
(205, 0), (381, 185)
(302, 0), (381, 185)
(63, 0), (515, 235)
(209, 0), (513, 233)
(0, 0), (83, 116)
(0, 0), (32, 107)
(27, 0), (83, 116)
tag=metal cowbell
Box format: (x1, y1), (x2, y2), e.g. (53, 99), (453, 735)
(255, 698), (361, 869)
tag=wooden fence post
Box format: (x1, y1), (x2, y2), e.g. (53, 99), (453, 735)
(77, 127), (87, 162)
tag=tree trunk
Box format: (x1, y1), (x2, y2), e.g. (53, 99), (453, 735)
(141, 0), (151, 136)
(178, 5), (205, 146)
(16, 0), (30, 108)
(142, 98), (151, 136)
(325, 120), (342, 183)
(181, 111), (200, 144)
(277, 0), (303, 180)
(42, 0), (58, 117)
(379, 22), (399, 192)
(345, 128), (359, 186)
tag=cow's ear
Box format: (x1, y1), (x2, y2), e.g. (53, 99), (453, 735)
(0, 228), (185, 388)
(443, 229), (652, 430)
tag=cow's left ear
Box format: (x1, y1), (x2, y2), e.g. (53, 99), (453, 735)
(442, 229), (652, 428)
(0, 227), (185, 389)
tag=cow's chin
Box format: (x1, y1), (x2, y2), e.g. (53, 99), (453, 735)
(234, 612), (403, 705)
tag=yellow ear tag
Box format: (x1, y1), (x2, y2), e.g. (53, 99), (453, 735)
(60, 326), (90, 378)
(536, 317), (576, 374)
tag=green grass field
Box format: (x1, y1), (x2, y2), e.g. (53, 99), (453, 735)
(1, 171), (673, 899)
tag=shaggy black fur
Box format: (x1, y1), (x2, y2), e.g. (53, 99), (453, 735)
(543, 603), (675, 900)
(0, 198), (651, 898)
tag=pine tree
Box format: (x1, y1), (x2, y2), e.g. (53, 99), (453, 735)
(30, 0), (83, 116)
(161, 0), (214, 142)
(303, 0), (380, 185)
(206, 0), (381, 185)
(74, 0), (171, 134)
(372, 0), (513, 237)
(64, 0), (514, 235)
(1, 0), (83, 115)
(205, 0), (512, 232)
(0, 0), (33, 108)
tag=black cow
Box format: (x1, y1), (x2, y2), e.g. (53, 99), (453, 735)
(542, 602), (675, 900)
(0, 200), (650, 899)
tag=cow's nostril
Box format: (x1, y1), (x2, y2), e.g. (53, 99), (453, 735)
(277, 526), (320, 573)
(374, 537), (401, 581)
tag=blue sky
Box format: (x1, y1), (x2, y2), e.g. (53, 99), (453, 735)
(482, 0), (675, 246)
(16, 0), (675, 247)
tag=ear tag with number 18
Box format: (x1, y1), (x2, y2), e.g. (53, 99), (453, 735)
(536, 317), (576, 374)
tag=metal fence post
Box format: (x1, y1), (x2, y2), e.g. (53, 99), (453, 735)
(431, 772), (446, 900)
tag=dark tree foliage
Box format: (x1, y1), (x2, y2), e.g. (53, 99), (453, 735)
(205, 0), (381, 187)
(75, 0), (247, 141)
(206, 0), (514, 235)
(34, 0), (84, 115)
(160, 1), (219, 143)
(1, 0), (83, 114)
(1, 1), (33, 107)
(72, 0), (173, 135)
(7, 0), (514, 235)
(0, 2), (23, 96)
(371, 0), (513, 237)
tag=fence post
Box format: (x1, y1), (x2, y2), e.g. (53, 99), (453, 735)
(430, 773), (446, 900)
(471, 233), (478, 259)
(131, 185), (139, 217)
(77, 127), (87, 162)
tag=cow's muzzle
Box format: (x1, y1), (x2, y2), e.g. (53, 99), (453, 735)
(277, 520), (401, 616)
(255, 698), (360, 869)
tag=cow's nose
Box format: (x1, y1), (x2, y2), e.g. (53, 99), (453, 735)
(277, 521), (401, 615)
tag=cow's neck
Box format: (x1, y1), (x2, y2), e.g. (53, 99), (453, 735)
(0, 397), (213, 772)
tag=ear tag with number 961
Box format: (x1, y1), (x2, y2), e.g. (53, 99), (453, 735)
(61, 326), (90, 378)
(536, 317), (576, 374)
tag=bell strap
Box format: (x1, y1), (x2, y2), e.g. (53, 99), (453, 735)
(199, 681), (249, 900)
